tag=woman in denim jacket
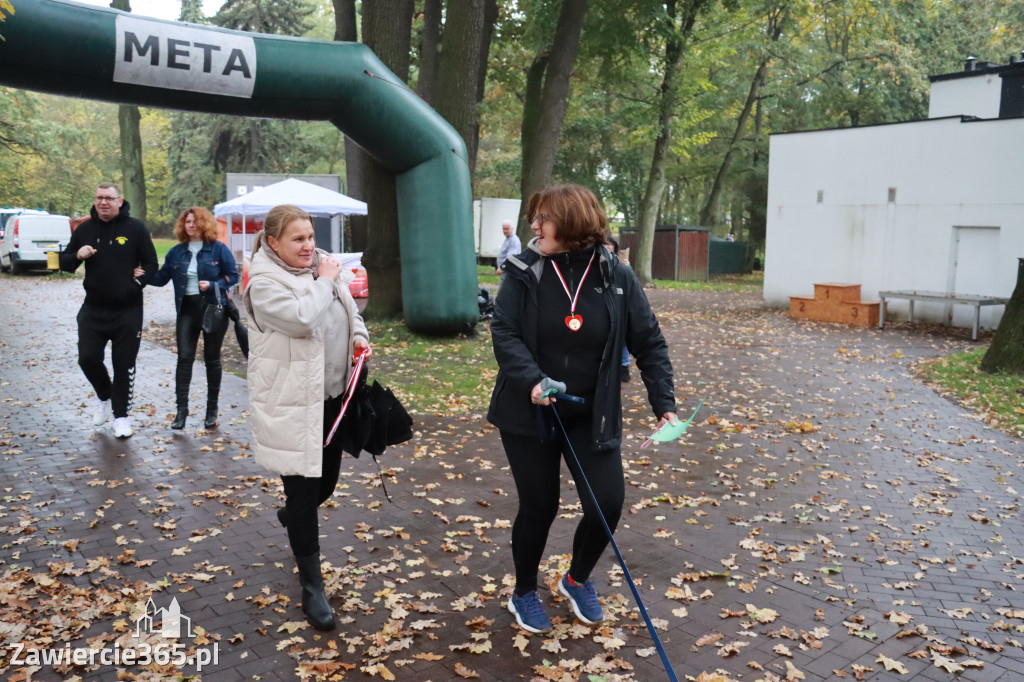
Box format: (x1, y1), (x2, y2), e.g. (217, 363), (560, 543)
(149, 207), (239, 430)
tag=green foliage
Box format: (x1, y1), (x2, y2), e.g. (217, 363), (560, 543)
(213, 0), (315, 34)
(917, 347), (1024, 439)
(163, 0), (341, 217)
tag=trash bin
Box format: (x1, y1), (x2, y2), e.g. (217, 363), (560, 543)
(46, 250), (60, 270)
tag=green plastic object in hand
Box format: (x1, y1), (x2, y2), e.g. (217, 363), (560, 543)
(641, 399), (705, 448)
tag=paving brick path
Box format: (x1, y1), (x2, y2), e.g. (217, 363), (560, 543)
(1, 273), (1021, 681)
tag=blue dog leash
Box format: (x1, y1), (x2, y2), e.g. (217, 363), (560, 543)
(540, 383), (680, 682)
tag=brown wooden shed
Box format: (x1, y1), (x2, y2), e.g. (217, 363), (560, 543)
(619, 225), (709, 281)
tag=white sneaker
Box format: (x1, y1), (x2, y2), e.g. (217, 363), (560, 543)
(112, 417), (133, 439)
(91, 398), (111, 426)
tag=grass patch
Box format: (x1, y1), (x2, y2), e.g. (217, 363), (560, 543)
(916, 346), (1024, 438)
(654, 272), (763, 292)
(153, 238), (177, 263)
(366, 319), (497, 415)
(477, 264), (499, 287)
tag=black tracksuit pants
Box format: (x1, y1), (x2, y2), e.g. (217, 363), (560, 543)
(77, 303), (143, 419)
(281, 395), (346, 558)
(501, 412), (625, 595)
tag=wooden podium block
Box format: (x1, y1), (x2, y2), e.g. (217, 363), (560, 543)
(813, 282), (862, 304)
(790, 283), (879, 327)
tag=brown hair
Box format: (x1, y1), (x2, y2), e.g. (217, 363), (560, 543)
(527, 184), (608, 252)
(173, 207), (219, 243)
(252, 204), (312, 255)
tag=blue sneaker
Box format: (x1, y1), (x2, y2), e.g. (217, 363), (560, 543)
(508, 590), (552, 633)
(558, 574), (604, 624)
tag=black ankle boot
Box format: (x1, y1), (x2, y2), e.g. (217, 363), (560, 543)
(295, 553), (335, 630)
(203, 402), (218, 429)
(171, 408), (187, 430)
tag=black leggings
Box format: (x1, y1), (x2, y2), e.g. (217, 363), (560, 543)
(174, 295), (227, 407)
(281, 395), (346, 558)
(501, 415), (624, 595)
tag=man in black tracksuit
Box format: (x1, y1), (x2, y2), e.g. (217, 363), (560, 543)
(60, 182), (158, 438)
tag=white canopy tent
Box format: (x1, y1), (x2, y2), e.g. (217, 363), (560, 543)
(213, 177), (367, 255)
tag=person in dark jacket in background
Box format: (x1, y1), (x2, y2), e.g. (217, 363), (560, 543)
(147, 207), (238, 430)
(489, 184), (678, 634)
(60, 182), (158, 439)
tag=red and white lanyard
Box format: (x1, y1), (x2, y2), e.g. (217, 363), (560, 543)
(324, 346), (368, 448)
(550, 251), (595, 332)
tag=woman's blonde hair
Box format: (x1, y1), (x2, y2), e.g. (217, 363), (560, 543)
(173, 207), (219, 243)
(252, 204), (313, 254)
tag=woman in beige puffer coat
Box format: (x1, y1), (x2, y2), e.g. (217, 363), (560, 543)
(243, 204), (369, 631)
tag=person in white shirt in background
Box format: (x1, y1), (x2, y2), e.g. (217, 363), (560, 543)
(495, 220), (522, 287)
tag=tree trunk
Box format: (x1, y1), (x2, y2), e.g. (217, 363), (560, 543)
(516, 53), (549, 246)
(117, 104), (147, 222)
(698, 8), (784, 228)
(636, 0), (689, 286)
(698, 59), (769, 228)
(516, 0), (589, 239)
(110, 0), (146, 222)
(332, 0), (356, 41)
(357, 0), (413, 321)
(416, 0), (442, 104)
(469, 0), (498, 172)
(435, 0), (486, 176)
(333, 0), (367, 251)
(981, 258), (1024, 374)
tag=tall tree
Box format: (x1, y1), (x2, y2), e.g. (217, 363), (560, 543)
(415, 0), (442, 105)
(341, 0), (414, 320)
(215, 0), (314, 35)
(699, 1), (789, 228)
(516, 0), (589, 245)
(166, 0), (316, 214)
(434, 0), (488, 176)
(981, 259), (1024, 374)
(109, 0), (147, 222)
(635, 0), (709, 285)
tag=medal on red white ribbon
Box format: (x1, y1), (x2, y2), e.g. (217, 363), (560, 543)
(551, 252), (595, 332)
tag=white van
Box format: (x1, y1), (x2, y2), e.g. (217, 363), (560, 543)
(0, 213), (73, 274)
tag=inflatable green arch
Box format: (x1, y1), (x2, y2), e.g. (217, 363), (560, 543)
(0, 0), (478, 335)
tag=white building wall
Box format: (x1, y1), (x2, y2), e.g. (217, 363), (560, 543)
(928, 74), (1003, 118)
(764, 116), (1024, 329)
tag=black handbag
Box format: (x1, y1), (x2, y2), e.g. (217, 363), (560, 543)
(223, 290), (249, 358)
(201, 281), (228, 335)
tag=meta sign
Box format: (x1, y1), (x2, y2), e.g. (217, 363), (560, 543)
(113, 16), (256, 98)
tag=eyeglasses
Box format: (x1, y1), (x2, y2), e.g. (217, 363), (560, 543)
(529, 213), (550, 225)
(94, 196), (120, 203)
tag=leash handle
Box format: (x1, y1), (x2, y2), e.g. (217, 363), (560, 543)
(541, 387), (586, 404)
(548, 404), (679, 682)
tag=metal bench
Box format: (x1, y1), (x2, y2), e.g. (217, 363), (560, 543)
(877, 290), (1009, 341)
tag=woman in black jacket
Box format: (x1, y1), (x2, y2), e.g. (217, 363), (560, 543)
(488, 184), (678, 634)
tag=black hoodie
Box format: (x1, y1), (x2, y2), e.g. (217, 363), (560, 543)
(60, 200), (158, 309)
